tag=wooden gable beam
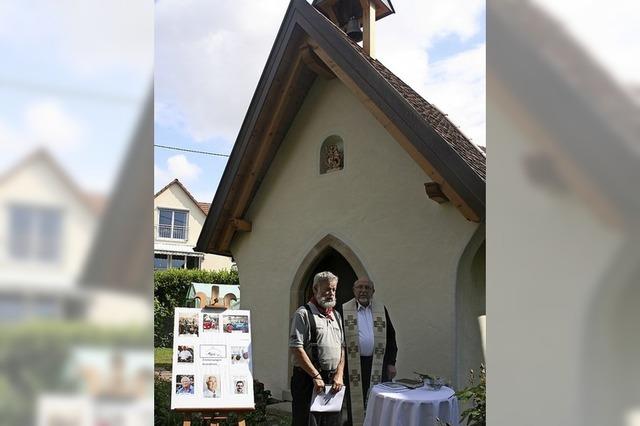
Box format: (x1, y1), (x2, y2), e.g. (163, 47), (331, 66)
(230, 218), (252, 232)
(301, 44), (335, 79)
(308, 40), (481, 222)
(217, 49), (311, 250)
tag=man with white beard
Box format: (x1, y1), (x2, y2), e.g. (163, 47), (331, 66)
(289, 271), (346, 426)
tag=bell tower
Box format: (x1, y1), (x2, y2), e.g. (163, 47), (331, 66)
(312, 0), (395, 59)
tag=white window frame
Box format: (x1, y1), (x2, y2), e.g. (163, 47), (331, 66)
(157, 208), (189, 241)
(8, 204), (63, 263)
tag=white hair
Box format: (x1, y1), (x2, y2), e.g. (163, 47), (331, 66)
(312, 271), (338, 290)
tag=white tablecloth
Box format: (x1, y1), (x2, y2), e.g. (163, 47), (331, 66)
(363, 384), (459, 426)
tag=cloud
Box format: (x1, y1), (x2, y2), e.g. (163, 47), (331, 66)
(155, 0), (485, 146)
(376, 1), (485, 146)
(0, 100), (85, 168)
(422, 44), (486, 146)
(155, 0), (289, 143)
(532, 0), (640, 87)
(155, 155), (202, 187)
(0, 1), (152, 77)
(24, 100), (85, 150)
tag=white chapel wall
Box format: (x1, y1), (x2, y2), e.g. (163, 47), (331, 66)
(231, 78), (480, 398)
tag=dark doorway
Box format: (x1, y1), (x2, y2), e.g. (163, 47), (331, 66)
(301, 248), (357, 309)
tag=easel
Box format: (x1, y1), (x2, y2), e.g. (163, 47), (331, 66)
(178, 408), (254, 426)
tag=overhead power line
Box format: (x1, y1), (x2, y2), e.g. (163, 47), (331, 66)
(154, 144), (230, 158)
(0, 78), (140, 104)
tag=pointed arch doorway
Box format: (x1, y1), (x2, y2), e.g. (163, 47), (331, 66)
(286, 235), (368, 398)
(289, 235), (368, 314)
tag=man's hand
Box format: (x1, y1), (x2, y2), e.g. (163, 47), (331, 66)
(313, 377), (325, 393)
(330, 373), (343, 393)
(387, 365), (397, 380)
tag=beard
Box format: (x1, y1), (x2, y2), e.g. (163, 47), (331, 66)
(317, 296), (336, 309)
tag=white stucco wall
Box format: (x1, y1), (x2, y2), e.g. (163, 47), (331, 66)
(154, 183), (233, 270)
(488, 99), (626, 425)
(0, 155), (97, 291)
(230, 78), (480, 398)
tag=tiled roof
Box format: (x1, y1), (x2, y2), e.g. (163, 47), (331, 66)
(322, 11), (486, 180)
(197, 202), (211, 215)
(155, 178), (209, 215)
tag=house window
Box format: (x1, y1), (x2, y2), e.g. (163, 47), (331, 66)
(8, 205), (62, 262)
(154, 253), (201, 270)
(154, 254), (169, 270)
(186, 256), (200, 269)
(157, 208), (188, 240)
(171, 255), (186, 269)
(320, 135), (344, 174)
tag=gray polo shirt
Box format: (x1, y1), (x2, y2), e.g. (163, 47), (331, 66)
(289, 303), (344, 371)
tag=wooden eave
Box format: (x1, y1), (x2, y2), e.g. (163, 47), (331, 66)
(197, 0), (485, 256)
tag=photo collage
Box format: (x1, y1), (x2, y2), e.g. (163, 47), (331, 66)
(171, 308), (254, 410)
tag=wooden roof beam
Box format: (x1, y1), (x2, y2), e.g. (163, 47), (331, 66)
(301, 44), (335, 79)
(230, 218), (252, 232)
(218, 51), (309, 250)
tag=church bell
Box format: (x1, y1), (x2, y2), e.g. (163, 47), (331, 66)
(345, 16), (363, 42)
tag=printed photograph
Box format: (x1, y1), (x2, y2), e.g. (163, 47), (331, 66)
(202, 313), (220, 332)
(233, 377), (247, 395)
(223, 315), (249, 334)
(202, 375), (220, 398)
(175, 375), (195, 395)
(230, 346), (250, 365)
(178, 312), (199, 336)
(176, 345), (194, 363)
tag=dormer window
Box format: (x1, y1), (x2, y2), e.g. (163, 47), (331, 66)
(8, 205), (62, 262)
(157, 208), (188, 240)
(320, 135), (344, 174)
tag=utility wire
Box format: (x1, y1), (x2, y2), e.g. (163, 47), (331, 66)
(0, 78), (140, 104)
(154, 144), (230, 158)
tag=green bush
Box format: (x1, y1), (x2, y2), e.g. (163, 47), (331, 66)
(456, 364), (486, 426)
(154, 269), (239, 347)
(0, 321), (150, 426)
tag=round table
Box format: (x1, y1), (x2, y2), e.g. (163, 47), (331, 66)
(363, 384), (459, 426)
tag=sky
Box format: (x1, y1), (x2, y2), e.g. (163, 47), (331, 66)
(154, 0), (487, 203)
(0, 1), (153, 195)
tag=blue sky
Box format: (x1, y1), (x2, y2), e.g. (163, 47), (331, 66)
(0, 2), (152, 194)
(154, 0), (487, 204)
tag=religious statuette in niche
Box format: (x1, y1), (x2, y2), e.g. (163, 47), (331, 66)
(325, 144), (343, 171)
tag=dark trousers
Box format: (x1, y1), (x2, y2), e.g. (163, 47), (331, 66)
(291, 367), (342, 426)
(359, 356), (373, 403)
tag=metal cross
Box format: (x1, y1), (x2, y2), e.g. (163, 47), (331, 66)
(345, 315), (357, 331)
(350, 370), (360, 386)
(374, 343), (385, 359)
(373, 316), (385, 332)
(348, 341), (359, 357)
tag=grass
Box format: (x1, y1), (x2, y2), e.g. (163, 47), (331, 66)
(155, 347), (173, 365)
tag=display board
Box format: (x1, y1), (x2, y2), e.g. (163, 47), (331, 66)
(171, 307), (254, 410)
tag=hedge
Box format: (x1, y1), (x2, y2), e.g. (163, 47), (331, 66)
(0, 321), (150, 426)
(154, 268), (239, 347)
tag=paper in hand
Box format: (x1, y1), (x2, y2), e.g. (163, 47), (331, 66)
(310, 385), (346, 412)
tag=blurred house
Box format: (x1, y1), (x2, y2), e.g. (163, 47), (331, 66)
(154, 179), (233, 271)
(0, 150), (103, 320)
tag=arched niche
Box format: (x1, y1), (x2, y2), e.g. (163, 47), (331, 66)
(320, 135), (344, 174)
